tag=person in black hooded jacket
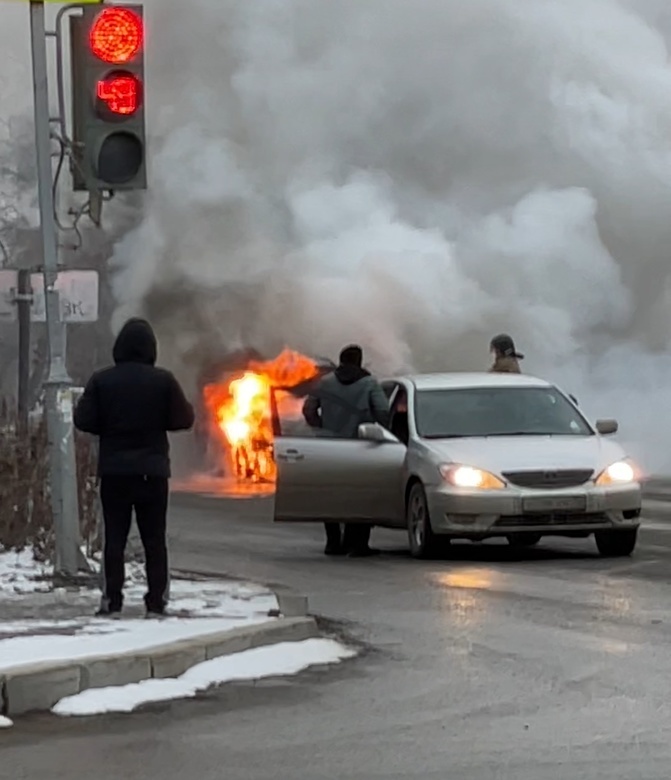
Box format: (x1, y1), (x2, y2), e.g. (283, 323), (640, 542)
(74, 318), (195, 617)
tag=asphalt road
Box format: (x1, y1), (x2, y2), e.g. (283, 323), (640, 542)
(5, 494), (671, 780)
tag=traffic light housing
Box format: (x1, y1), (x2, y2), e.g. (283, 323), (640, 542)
(70, 5), (146, 192)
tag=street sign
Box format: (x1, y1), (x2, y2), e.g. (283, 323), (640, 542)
(31, 270), (99, 323)
(0, 270), (18, 322)
(0, 269), (99, 323)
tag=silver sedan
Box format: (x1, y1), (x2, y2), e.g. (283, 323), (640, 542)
(272, 373), (642, 558)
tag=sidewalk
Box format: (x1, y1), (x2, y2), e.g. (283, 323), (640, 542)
(0, 550), (348, 721)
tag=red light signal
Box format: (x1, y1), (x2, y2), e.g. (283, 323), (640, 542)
(71, 5), (147, 191)
(96, 73), (141, 116)
(89, 7), (143, 64)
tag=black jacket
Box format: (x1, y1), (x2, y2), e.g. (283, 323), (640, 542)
(74, 319), (195, 477)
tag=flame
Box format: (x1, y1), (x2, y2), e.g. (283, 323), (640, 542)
(203, 349), (319, 484)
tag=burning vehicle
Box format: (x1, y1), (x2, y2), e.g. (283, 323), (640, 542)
(197, 348), (334, 484)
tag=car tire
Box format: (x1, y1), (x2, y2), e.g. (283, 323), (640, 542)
(595, 528), (638, 557)
(506, 533), (542, 548)
(407, 482), (440, 559)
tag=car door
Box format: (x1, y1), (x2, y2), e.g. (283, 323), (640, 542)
(272, 384), (405, 524)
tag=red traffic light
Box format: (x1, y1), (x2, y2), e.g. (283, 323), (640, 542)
(96, 73), (141, 116)
(89, 7), (143, 64)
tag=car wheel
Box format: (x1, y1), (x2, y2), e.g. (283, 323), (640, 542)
(506, 533), (542, 548)
(407, 482), (440, 559)
(595, 528), (638, 557)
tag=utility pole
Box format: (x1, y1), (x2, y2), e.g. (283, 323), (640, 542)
(29, 0), (80, 577)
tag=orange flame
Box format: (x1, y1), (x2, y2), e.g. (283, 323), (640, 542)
(203, 349), (319, 483)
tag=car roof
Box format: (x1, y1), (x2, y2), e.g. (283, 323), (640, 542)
(395, 372), (553, 391)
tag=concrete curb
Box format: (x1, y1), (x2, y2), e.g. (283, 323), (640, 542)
(0, 615), (319, 717)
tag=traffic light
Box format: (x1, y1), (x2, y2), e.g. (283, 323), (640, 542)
(70, 5), (146, 192)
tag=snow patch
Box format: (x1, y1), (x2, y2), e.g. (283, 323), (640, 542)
(52, 638), (356, 716)
(0, 555), (279, 674)
(0, 550), (51, 595)
(0, 614), (280, 674)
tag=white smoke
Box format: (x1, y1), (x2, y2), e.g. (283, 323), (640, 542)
(5, 0), (671, 470)
(108, 0), (671, 472)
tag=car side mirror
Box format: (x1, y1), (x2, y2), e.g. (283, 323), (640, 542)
(596, 419), (618, 435)
(358, 423), (397, 443)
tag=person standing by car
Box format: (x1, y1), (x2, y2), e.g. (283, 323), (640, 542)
(303, 344), (390, 557)
(489, 333), (524, 374)
(74, 318), (195, 618)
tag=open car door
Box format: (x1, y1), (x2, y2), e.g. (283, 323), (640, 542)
(271, 386), (405, 524)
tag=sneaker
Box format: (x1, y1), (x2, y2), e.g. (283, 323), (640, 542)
(145, 608), (167, 619)
(95, 608), (122, 619)
(324, 544), (346, 556)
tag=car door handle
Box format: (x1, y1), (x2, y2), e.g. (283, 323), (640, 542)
(277, 449), (304, 462)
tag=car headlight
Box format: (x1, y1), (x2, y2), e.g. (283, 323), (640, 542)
(595, 460), (638, 486)
(440, 464), (506, 490)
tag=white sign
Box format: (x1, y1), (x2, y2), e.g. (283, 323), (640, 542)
(0, 269), (99, 323)
(31, 270), (99, 323)
(57, 388), (74, 425)
(0, 270), (18, 322)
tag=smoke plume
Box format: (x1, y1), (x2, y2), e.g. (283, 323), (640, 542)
(5, 0), (671, 470)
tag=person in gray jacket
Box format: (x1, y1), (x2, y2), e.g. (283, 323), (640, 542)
(303, 344), (390, 557)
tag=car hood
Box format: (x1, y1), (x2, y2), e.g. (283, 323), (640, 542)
(422, 435), (629, 475)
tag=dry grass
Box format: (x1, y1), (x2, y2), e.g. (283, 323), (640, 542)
(0, 403), (100, 560)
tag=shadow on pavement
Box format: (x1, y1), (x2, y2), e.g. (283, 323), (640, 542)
(378, 540), (600, 564)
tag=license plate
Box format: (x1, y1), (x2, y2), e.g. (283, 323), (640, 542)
(522, 495), (587, 513)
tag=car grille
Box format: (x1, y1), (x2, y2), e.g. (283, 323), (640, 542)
(502, 469), (594, 489)
(495, 513), (607, 528)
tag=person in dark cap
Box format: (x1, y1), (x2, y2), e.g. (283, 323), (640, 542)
(489, 333), (524, 374)
(303, 344), (390, 557)
(74, 318), (195, 618)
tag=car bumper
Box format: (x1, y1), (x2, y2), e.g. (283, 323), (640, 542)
(426, 482), (642, 537)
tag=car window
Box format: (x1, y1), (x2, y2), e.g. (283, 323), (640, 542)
(391, 386), (407, 414)
(414, 386), (594, 439)
(389, 387), (410, 445)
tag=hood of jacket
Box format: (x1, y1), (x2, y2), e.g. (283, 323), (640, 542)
(112, 318), (157, 366)
(334, 364), (371, 385)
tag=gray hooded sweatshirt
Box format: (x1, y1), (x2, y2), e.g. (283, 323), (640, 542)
(302, 364), (390, 438)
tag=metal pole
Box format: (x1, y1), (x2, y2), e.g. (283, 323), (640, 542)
(17, 270), (32, 434)
(29, 0), (80, 578)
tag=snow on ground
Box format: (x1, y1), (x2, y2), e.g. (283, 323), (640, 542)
(53, 638), (357, 716)
(0, 549), (52, 595)
(0, 549), (279, 675)
(0, 619), (82, 636)
(0, 612), (277, 674)
(0, 549), (275, 607)
(0, 716), (13, 728)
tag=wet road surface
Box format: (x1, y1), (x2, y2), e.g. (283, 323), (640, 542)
(4, 494), (671, 780)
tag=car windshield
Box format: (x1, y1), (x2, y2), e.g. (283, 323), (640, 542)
(415, 386), (593, 439)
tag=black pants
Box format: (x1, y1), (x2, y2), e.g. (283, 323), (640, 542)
(100, 475), (169, 613)
(324, 522), (371, 552)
